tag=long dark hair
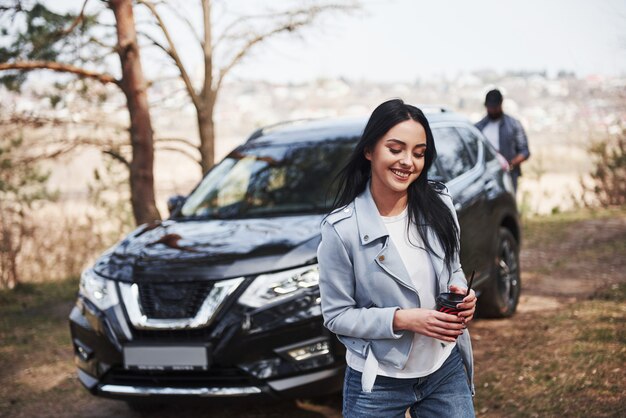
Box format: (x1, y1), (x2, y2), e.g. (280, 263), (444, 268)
(330, 98), (459, 268)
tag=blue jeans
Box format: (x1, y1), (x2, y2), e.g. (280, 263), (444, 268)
(343, 346), (474, 418)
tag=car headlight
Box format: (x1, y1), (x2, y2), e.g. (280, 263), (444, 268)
(238, 264), (319, 308)
(79, 268), (119, 311)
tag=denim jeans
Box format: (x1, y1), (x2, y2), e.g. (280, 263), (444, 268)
(343, 346), (474, 418)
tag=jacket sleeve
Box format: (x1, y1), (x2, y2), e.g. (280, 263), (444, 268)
(440, 191), (467, 290)
(474, 116), (487, 131)
(513, 118), (530, 160)
(317, 221), (404, 340)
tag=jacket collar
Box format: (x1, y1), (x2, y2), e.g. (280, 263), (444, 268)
(353, 180), (448, 288)
(354, 180), (392, 245)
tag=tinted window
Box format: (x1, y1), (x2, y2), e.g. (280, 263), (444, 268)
(455, 126), (480, 164)
(433, 127), (474, 179)
(180, 139), (355, 219)
(483, 144), (496, 161)
(427, 160), (445, 181)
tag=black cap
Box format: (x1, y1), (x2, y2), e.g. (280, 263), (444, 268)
(485, 89), (503, 107)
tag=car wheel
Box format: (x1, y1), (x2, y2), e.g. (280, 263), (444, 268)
(477, 227), (520, 318)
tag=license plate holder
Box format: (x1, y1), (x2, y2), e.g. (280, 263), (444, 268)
(123, 344), (210, 371)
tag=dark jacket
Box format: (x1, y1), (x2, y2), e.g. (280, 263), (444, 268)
(475, 114), (530, 176)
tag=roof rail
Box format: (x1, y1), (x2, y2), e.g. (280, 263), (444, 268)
(419, 104), (450, 113)
(246, 118), (317, 142)
(246, 106), (452, 142)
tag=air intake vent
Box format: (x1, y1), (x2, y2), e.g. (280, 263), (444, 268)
(138, 282), (214, 319)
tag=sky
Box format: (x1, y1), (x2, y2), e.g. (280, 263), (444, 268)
(223, 0), (626, 82)
(33, 0), (626, 83)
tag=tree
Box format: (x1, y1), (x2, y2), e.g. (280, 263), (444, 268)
(581, 129), (626, 208)
(0, 133), (55, 289)
(137, 0), (359, 173)
(109, 0), (160, 224)
(0, 0), (161, 225)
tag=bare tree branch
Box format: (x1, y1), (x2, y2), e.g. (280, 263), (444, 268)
(213, 9), (301, 51)
(155, 145), (200, 163)
(0, 1), (24, 19)
(0, 61), (119, 85)
(215, 4), (357, 92)
(103, 149), (131, 169)
(17, 142), (81, 164)
(156, 137), (198, 149)
(87, 36), (117, 52)
(213, 3), (358, 52)
(59, 0), (89, 36)
(164, 1), (202, 45)
(137, 30), (170, 56)
(2, 114), (127, 133)
(137, 0), (201, 110)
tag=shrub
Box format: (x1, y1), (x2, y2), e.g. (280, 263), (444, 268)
(0, 137), (55, 288)
(581, 129), (626, 208)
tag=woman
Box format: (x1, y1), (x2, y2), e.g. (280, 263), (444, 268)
(317, 99), (476, 418)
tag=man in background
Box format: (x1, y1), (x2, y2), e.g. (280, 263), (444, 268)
(475, 89), (530, 192)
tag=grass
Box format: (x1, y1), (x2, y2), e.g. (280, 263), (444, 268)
(472, 205), (626, 418)
(521, 206), (626, 247)
(0, 278), (78, 311)
(473, 285), (626, 417)
(0, 278), (79, 417)
(0, 278), (77, 348)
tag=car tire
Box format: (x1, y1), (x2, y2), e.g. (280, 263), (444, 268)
(477, 227), (520, 318)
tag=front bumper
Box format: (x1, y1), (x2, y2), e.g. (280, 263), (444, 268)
(69, 297), (345, 401)
(78, 366), (344, 401)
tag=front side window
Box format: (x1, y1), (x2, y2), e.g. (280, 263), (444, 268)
(179, 139), (356, 219)
(432, 127), (474, 180)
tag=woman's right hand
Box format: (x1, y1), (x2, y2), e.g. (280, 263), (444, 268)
(393, 308), (465, 343)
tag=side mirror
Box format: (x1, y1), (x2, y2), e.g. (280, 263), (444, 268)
(167, 195), (186, 216)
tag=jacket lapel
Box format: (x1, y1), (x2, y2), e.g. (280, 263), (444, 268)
(354, 183), (416, 292)
(374, 238), (415, 292)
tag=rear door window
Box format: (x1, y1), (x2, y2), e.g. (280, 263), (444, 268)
(432, 127), (474, 180)
(454, 126), (481, 165)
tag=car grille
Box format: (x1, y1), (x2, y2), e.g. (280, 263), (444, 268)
(138, 282), (214, 319)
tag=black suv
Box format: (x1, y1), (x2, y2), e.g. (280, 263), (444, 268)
(69, 109), (521, 404)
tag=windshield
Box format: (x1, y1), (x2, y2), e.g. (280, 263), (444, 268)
(179, 139), (357, 219)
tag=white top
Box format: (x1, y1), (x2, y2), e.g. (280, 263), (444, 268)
(346, 206), (454, 378)
(482, 120), (501, 151)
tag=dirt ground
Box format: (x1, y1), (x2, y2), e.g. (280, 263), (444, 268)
(1, 209), (625, 418)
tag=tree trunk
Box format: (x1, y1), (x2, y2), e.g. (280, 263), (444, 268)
(197, 103), (215, 174)
(109, 0), (161, 225)
(198, 0), (215, 174)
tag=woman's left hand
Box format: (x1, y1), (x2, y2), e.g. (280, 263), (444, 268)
(448, 285), (477, 325)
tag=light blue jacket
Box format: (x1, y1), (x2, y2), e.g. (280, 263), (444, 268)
(317, 182), (474, 393)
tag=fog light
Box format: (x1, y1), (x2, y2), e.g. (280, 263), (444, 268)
(276, 338), (334, 371)
(74, 339), (93, 361)
(286, 341), (330, 361)
(240, 357), (295, 379)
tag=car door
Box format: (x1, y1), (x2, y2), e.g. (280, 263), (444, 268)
(431, 125), (491, 283)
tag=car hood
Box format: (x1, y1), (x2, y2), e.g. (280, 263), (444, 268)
(93, 215), (324, 282)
